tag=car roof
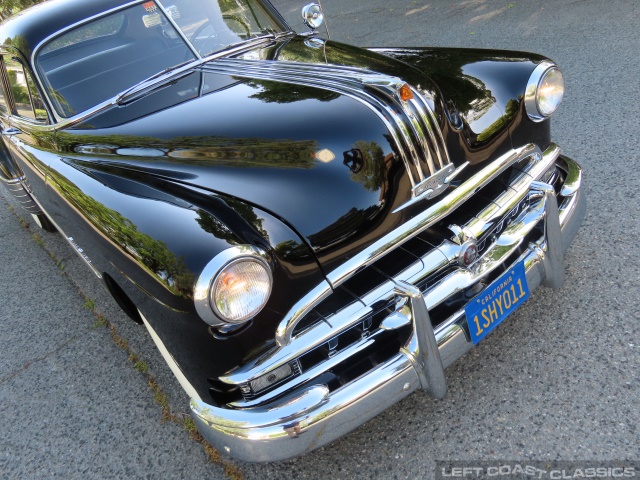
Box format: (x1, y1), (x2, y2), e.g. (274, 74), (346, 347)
(0, 0), (132, 62)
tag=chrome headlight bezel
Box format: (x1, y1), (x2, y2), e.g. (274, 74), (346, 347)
(194, 246), (273, 326)
(524, 61), (565, 122)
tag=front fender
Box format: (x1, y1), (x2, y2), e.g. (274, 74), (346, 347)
(370, 46), (553, 158)
(41, 155), (325, 400)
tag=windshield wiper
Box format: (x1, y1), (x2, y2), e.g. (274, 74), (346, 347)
(116, 59), (197, 105)
(205, 30), (294, 58)
(259, 27), (292, 39)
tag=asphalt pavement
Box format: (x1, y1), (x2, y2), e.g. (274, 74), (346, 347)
(1, 0), (639, 479)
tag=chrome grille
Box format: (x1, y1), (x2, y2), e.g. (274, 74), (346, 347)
(214, 144), (561, 408)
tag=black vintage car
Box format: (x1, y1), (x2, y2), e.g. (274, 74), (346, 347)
(0, 0), (585, 462)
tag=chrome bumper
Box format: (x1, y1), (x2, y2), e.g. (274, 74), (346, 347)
(190, 152), (585, 462)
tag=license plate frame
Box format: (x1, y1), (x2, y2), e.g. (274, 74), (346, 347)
(465, 262), (530, 345)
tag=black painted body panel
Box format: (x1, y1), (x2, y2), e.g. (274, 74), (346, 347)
(0, 0), (552, 400)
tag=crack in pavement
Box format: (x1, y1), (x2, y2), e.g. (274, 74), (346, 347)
(0, 333), (84, 384)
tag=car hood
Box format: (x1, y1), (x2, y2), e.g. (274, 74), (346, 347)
(61, 36), (513, 276)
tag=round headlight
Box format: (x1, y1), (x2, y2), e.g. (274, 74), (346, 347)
(211, 257), (272, 324)
(194, 246), (273, 326)
(525, 62), (565, 122)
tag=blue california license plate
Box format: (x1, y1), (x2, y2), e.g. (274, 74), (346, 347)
(465, 262), (530, 345)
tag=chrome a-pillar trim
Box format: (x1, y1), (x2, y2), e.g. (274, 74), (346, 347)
(395, 281), (447, 398)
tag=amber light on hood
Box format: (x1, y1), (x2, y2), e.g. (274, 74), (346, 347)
(399, 83), (414, 102)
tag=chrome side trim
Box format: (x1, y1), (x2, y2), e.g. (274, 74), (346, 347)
(16, 187), (103, 279)
(275, 142), (547, 347)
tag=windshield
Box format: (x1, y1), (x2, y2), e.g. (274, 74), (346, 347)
(36, 0), (288, 118)
(162, 0), (287, 57)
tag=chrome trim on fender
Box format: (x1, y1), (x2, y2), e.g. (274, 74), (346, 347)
(2, 176), (43, 214)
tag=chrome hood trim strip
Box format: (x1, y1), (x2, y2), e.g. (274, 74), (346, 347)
(200, 58), (450, 188)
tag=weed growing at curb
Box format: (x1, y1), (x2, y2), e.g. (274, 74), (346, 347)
(93, 315), (107, 329)
(83, 296), (95, 311)
(31, 232), (44, 247)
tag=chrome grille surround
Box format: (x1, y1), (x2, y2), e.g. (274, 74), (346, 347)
(273, 143), (543, 347)
(191, 145), (585, 461)
(219, 143), (569, 394)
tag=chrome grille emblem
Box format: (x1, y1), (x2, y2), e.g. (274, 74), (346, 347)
(412, 163), (455, 200)
(459, 241), (479, 267)
(449, 225), (479, 268)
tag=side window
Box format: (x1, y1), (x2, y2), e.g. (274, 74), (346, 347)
(3, 54), (47, 122)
